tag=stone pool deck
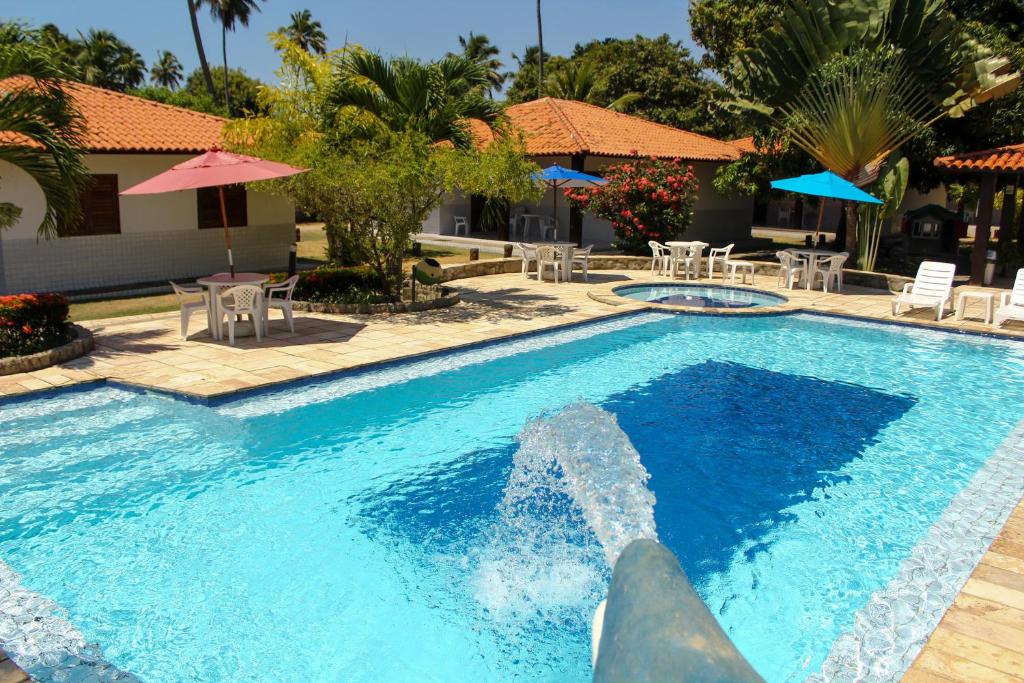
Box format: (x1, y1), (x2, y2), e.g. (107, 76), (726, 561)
(0, 268), (1022, 681)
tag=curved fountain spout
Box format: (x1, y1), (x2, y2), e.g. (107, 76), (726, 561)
(592, 539), (763, 683)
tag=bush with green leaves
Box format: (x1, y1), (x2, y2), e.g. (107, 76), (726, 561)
(0, 293), (71, 358)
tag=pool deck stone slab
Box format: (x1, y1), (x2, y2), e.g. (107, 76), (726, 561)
(1, 268), (1024, 682)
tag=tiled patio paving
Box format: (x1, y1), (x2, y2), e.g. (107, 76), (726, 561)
(1, 268), (1022, 681)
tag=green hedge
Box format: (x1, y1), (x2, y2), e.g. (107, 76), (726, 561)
(269, 266), (391, 305)
(0, 293), (72, 358)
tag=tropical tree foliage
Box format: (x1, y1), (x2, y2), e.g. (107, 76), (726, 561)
(543, 60), (639, 112)
(281, 9), (327, 55)
(150, 50), (183, 89)
(857, 153), (909, 271)
(724, 0), (1019, 260)
(327, 52), (504, 149)
(0, 42), (89, 237)
(689, 0), (777, 77)
(184, 66), (262, 117)
(504, 46), (564, 104)
(74, 29), (146, 91)
(187, 0), (217, 98)
(450, 32), (506, 95)
(199, 0), (264, 114)
(225, 38), (541, 295)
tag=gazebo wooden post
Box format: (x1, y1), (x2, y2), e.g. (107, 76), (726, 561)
(970, 174), (997, 285)
(570, 154), (586, 247)
(999, 175), (1017, 252)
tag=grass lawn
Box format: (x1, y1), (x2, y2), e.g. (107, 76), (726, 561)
(70, 225), (499, 321)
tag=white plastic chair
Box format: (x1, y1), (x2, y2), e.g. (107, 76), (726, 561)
(536, 245), (562, 283)
(994, 269), (1024, 327)
(539, 216), (558, 241)
(671, 245), (699, 281)
(518, 242), (538, 278)
(726, 258), (755, 284)
(220, 285), (264, 345)
(891, 261), (956, 320)
(571, 244), (593, 281)
(812, 253), (848, 293)
(776, 251), (807, 290)
(263, 274), (298, 333)
(707, 244), (734, 279)
(454, 216), (469, 236)
(648, 241), (670, 276)
(171, 281), (210, 340)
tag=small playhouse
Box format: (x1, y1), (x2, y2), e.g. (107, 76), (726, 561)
(900, 204), (966, 256)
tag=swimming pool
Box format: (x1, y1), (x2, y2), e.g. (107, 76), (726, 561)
(614, 283), (787, 308)
(2, 311), (1023, 682)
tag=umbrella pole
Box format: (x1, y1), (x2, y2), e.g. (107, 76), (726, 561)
(218, 186), (235, 277)
(552, 181), (558, 238)
(814, 200), (825, 247)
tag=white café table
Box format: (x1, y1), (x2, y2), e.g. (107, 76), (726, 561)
(665, 241), (709, 280)
(197, 272), (269, 340)
(534, 241), (577, 282)
(790, 249), (839, 290)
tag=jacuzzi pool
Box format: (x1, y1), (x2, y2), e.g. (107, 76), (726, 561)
(613, 283), (787, 308)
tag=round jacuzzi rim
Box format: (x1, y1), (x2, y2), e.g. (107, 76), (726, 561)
(611, 282), (789, 308)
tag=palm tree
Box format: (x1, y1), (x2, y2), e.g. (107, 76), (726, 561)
(187, 0), (216, 98)
(536, 0), (544, 98)
(544, 60), (640, 111)
(328, 52), (503, 149)
(454, 32), (504, 95)
(730, 0), (1020, 259)
(0, 43), (89, 237)
(201, 0), (264, 114)
(75, 30), (146, 92)
(150, 50), (183, 89)
(281, 9), (326, 55)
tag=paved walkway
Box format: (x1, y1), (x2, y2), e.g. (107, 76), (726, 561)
(1, 269), (1022, 681)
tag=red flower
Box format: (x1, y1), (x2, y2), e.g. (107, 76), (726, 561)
(21, 324), (32, 334)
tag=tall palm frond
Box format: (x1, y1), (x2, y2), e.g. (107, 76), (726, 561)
(150, 50), (183, 89)
(454, 32), (505, 95)
(282, 9), (327, 55)
(201, 0), (264, 113)
(329, 52), (503, 149)
(0, 43), (89, 237)
(544, 60), (641, 112)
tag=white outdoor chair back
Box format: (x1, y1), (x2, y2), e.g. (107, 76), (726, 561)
(171, 281), (203, 302)
(1010, 269), (1024, 307)
(222, 284), (262, 310)
(454, 216), (469, 236)
(170, 281), (209, 340)
(266, 274), (299, 300)
(910, 261), (957, 299)
(535, 245), (557, 262)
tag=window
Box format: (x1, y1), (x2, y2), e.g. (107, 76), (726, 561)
(912, 220), (941, 239)
(73, 174), (120, 236)
(198, 185), (248, 229)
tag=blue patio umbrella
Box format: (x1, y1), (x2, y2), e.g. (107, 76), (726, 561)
(532, 165), (607, 243)
(770, 170), (882, 242)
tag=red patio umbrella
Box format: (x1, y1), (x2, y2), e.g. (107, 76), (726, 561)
(121, 148), (307, 276)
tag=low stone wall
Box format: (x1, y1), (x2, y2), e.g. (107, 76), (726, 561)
(292, 291), (460, 315)
(0, 324), (94, 376)
(441, 255), (905, 292)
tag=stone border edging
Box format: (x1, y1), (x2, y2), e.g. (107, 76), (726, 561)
(291, 290), (460, 315)
(0, 325), (94, 376)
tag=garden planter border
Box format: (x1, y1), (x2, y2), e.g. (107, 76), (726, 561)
(0, 324), (95, 376)
(292, 290), (460, 315)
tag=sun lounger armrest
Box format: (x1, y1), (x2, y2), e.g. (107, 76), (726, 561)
(898, 283), (913, 296)
(1001, 292), (1012, 307)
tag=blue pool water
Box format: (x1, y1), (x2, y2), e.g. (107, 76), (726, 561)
(2, 312), (1024, 682)
(614, 283), (787, 308)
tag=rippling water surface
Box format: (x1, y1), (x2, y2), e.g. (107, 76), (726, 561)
(1, 312), (1023, 682)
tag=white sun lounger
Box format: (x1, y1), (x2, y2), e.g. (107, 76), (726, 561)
(891, 261), (956, 321)
(995, 269), (1024, 328)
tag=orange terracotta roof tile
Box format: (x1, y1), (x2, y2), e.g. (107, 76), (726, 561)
(934, 143), (1024, 173)
(502, 98), (741, 162)
(730, 136), (756, 154)
(0, 77), (226, 153)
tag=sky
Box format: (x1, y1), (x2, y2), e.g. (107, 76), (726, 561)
(2, 0), (701, 87)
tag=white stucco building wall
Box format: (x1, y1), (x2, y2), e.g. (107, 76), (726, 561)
(0, 154), (296, 294)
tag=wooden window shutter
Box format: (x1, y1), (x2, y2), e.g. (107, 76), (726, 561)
(198, 185), (248, 229)
(73, 174), (121, 236)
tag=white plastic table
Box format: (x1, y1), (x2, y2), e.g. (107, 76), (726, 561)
(955, 289), (995, 324)
(666, 241), (709, 280)
(534, 241), (577, 282)
(197, 272), (268, 340)
(791, 249), (840, 290)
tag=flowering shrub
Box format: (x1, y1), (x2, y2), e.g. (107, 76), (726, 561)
(564, 157), (699, 254)
(269, 266), (389, 305)
(0, 293), (71, 358)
